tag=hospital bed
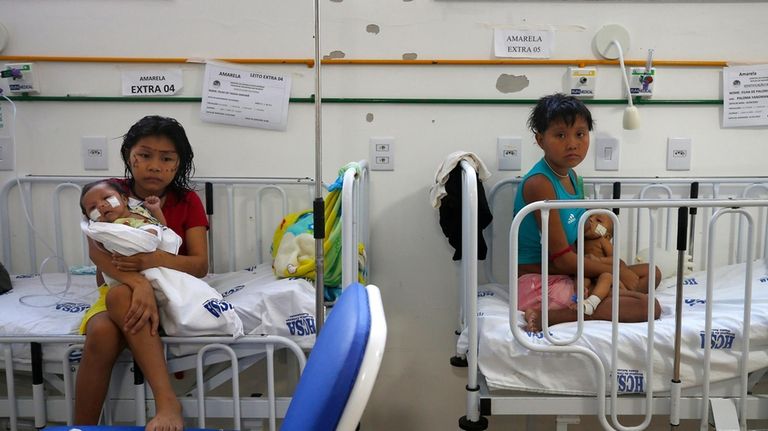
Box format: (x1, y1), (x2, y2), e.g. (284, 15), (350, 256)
(0, 160), (370, 431)
(452, 162), (768, 430)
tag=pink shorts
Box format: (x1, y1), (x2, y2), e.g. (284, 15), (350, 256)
(517, 274), (575, 311)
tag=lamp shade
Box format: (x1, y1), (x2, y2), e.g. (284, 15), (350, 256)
(623, 105), (641, 130)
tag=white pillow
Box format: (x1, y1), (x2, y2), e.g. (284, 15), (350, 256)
(636, 247), (694, 279)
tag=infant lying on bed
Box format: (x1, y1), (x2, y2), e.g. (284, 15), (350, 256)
(79, 179), (242, 337)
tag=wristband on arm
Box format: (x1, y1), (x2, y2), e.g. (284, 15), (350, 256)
(549, 245), (575, 262)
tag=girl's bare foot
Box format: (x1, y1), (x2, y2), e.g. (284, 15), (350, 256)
(146, 396), (182, 431)
(524, 308), (541, 332)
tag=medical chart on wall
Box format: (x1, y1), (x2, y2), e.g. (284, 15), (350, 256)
(494, 29), (553, 58)
(723, 64), (768, 128)
(200, 62), (291, 131)
(121, 69), (183, 96)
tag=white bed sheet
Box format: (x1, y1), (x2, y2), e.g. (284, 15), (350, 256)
(458, 259), (768, 395)
(1, 263), (316, 363)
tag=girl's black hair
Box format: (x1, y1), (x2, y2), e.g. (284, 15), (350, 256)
(79, 179), (128, 215)
(121, 115), (195, 196)
(527, 93), (594, 135)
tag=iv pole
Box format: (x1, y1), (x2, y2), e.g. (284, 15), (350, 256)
(312, 0), (326, 332)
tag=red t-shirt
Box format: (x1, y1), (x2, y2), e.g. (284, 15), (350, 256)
(113, 179), (209, 256)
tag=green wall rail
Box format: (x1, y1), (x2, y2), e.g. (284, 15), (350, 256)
(6, 95), (724, 105)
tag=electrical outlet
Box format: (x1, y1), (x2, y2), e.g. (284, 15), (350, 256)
(568, 67), (597, 98)
(595, 136), (620, 170)
(497, 136), (522, 170)
(628, 67), (655, 98)
(82, 136), (109, 170)
(370, 137), (394, 171)
(2, 63), (39, 94)
(667, 137), (691, 171)
(0, 136), (14, 170)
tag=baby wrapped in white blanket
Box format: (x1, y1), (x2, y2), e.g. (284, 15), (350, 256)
(81, 220), (243, 338)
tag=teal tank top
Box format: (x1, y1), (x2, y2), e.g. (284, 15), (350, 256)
(513, 158), (585, 264)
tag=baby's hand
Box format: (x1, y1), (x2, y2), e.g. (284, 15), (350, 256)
(144, 195), (161, 209)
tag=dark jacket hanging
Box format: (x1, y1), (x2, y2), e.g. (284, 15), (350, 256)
(438, 165), (493, 261)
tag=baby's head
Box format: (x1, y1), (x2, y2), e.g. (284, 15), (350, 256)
(584, 212), (614, 240)
(80, 180), (131, 222)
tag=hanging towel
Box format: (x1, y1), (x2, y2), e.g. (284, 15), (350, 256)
(429, 151), (491, 209)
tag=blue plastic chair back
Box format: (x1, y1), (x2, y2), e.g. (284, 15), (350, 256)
(281, 282), (371, 431)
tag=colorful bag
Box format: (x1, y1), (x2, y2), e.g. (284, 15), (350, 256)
(271, 163), (366, 299)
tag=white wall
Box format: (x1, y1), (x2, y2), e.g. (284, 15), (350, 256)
(1, 1), (767, 429)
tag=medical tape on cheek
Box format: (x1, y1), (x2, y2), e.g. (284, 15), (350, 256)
(107, 196), (121, 208)
(595, 223), (608, 237)
(89, 209), (102, 221)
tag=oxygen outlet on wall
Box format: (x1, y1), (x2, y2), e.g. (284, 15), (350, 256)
(568, 67), (597, 98)
(628, 67), (655, 98)
(1, 63), (39, 94)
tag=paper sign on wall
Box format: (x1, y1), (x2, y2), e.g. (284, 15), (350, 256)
(122, 69), (182, 96)
(494, 29), (553, 58)
(200, 63), (291, 131)
(723, 64), (768, 128)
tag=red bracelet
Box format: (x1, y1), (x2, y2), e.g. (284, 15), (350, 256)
(549, 245), (573, 262)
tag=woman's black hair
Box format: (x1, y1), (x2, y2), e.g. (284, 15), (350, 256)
(527, 93), (594, 135)
(121, 115), (195, 196)
(79, 179), (128, 215)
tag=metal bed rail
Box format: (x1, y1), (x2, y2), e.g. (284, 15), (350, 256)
(1, 335), (306, 431)
(483, 176), (768, 285)
(0, 175), (316, 275)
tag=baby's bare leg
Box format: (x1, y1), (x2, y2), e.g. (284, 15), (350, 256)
(591, 273), (613, 301)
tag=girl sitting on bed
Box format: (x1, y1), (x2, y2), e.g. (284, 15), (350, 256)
(514, 93), (661, 332)
(75, 116), (208, 431)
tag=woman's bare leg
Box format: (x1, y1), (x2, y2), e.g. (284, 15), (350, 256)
(75, 312), (126, 424)
(106, 285), (182, 431)
(525, 290), (661, 331)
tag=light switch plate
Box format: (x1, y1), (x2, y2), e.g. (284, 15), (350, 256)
(595, 136), (620, 171)
(667, 137), (691, 171)
(82, 136), (109, 170)
(497, 136), (522, 170)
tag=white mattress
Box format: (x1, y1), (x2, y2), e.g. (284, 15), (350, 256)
(1, 264), (316, 363)
(458, 259), (768, 395)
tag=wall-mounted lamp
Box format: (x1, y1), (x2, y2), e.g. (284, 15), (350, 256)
(594, 25), (640, 130)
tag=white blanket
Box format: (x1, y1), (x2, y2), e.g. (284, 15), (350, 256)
(458, 259), (768, 395)
(81, 220), (243, 338)
(81, 220), (182, 257)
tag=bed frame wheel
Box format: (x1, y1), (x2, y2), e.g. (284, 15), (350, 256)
(450, 355), (468, 367)
(459, 415), (488, 430)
